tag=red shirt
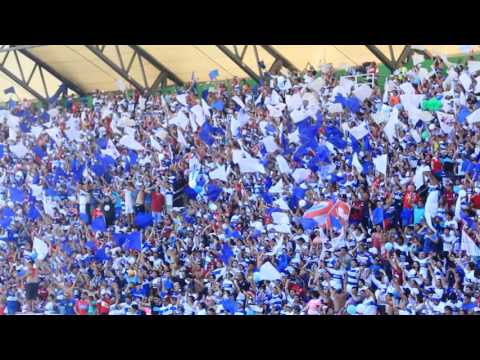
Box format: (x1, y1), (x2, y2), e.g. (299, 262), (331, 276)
(403, 192), (415, 209)
(392, 265), (404, 285)
(471, 194), (480, 209)
(75, 300), (89, 315)
(151, 192), (165, 213)
(97, 299), (111, 315)
(443, 189), (456, 208)
(431, 157), (442, 173)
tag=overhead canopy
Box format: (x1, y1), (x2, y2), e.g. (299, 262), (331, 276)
(0, 45), (476, 103)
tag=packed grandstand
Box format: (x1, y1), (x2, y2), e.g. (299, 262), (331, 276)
(0, 45), (480, 315)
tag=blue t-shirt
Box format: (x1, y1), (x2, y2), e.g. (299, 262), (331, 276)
(64, 298), (76, 315)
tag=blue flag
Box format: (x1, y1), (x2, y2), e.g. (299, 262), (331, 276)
(461, 160), (475, 174)
(32, 145), (47, 158)
(209, 69), (219, 80)
(277, 253), (289, 272)
(48, 84), (67, 105)
(212, 99), (225, 112)
(457, 106), (470, 124)
(461, 212), (478, 231)
(134, 212), (154, 228)
(364, 135), (372, 152)
(124, 232), (142, 251)
(346, 97), (361, 113)
(91, 216), (107, 232)
(112, 233), (127, 247)
(28, 206), (41, 221)
(95, 247), (109, 262)
(201, 89), (209, 102)
(0, 216), (11, 229)
(85, 240), (97, 251)
(350, 134), (361, 153)
(330, 214), (343, 230)
(261, 191), (273, 205)
(199, 122), (224, 146)
(325, 126), (347, 150)
(40, 112), (50, 122)
(91, 163), (106, 177)
(9, 188), (25, 204)
(220, 243), (234, 264)
(299, 217), (317, 230)
(206, 183), (223, 201)
(4, 86), (15, 95)
(372, 208), (384, 225)
(128, 150), (138, 165)
(7, 99), (16, 110)
(96, 137), (108, 149)
(221, 299), (237, 314)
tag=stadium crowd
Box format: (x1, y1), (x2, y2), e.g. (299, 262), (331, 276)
(0, 52), (480, 315)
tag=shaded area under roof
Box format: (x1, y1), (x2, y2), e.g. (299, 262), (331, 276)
(0, 45), (476, 103)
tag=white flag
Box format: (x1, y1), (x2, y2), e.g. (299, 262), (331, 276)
(119, 135), (144, 151)
(169, 112), (190, 130)
(412, 53), (424, 66)
(466, 108), (480, 125)
(232, 96), (245, 109)
(459, 72), (472, 91)
(328, 103), (343, 114)
(348, 123), (370, 140)
(399, 82), (416, 95)
(461, 230), (480, 257)
(424, 190), (440, 232)
(269, 179), (284, 194)
(373, 154), (388, 176)
(31, 126), (44, 139)
(209, 166), (229, 182)
(276, 155), (292, 174)
(352, 153), (363, 174)
(288, 129), (300, 144)
(410, 129), (421, 143)
(291, 109), (309, 123)
(258, 262), (283, 281)
(262, 136), (279, 153)
(307, 77), (325, 93)
(272, 211), (290, 225)
(177, 130), (188, 148)
(413, 165), (430, 190)
(46, 127), (62, 144)
(353, 84), (373, 102)
(10, 143), (29, 158)
(274, 197), (290, 211)
(292, 168), (311, 183)
(286, 93), (303, 111)
(371, 111), (389, 125)
(101, 139), (121, 159)
(267, 223), (291, 234)
(176, 94), (188, 106)
(33, 237), (49, 261)
(150, 136), (163, 152)
(383, 118), (397, 144)
(266, 104), (284, 118)
(455, 189), (467, 220)
(201, 99), (211, 118)
(468, 61), (480, 74)
(231, 111), (249, 136)
(116, 79), (126, 92)
(190, 104), (206, 127)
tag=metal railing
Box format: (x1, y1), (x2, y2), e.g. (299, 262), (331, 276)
(340, 73), (376, 88)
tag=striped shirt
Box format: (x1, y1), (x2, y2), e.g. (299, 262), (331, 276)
(346, 267), (360, 286)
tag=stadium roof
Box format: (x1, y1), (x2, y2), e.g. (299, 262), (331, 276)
(0, 45), (475, 103)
